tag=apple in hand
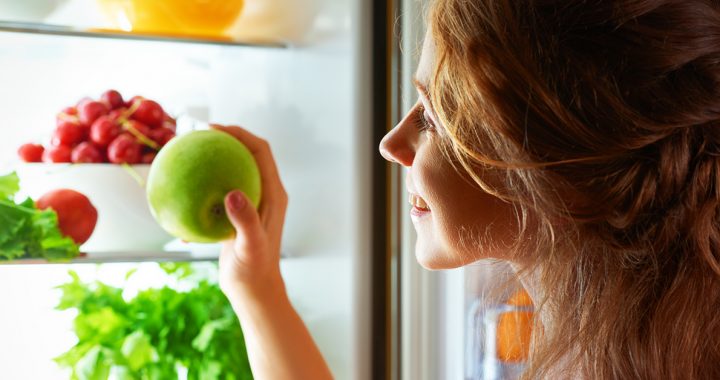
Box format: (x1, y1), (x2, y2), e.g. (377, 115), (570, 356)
(146, 130), (262, 243)
(36, 189), (98, 245)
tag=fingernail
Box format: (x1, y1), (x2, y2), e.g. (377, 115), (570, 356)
(228, 191), (246, 210)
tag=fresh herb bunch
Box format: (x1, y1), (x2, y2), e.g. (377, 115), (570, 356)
(0, 172), (79, 261)
(55, 263), (253, 380)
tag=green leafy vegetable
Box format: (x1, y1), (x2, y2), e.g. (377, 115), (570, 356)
(55, 263), (253, 380)
(0, 172), (79, 261)
(0, 171), (20, 200)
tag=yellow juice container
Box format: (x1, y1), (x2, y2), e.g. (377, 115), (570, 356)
(98, 0), (244, 38)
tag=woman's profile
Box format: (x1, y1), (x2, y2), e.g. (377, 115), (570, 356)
(216, 0), (720, 378)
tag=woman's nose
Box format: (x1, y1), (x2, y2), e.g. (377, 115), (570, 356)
(379, 122), (415, 167)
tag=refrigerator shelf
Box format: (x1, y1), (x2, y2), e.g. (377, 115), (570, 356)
(0, 250), (218, 265)
(0, 20), (288, 49)
(0, 247), (297, 265)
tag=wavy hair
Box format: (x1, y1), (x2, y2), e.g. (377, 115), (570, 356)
(428, 0), (720, 378)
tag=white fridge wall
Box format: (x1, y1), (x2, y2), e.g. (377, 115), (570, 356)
(0, 0), (373, 378)
(0, 3), (356, 258)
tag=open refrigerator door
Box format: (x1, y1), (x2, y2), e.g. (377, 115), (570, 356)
(0, 0), (386, 378)
(391, 1), (533, 379)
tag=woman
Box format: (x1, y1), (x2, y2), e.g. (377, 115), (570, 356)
(216, 0), (720, 378)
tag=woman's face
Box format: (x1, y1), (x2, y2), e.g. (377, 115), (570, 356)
(379, 35), (519, 269)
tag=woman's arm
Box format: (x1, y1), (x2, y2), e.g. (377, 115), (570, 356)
(213, 125), (333, 380)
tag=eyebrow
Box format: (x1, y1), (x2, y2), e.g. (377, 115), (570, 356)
(412, 76), (438, 116)
(412, 76), (445, 133)
(412, 76), (431, 101)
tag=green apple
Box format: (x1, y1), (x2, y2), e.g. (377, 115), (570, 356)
(146, 129), (261, 243)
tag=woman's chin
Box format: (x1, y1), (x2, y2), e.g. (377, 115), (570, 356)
(414, 245), (463, 270)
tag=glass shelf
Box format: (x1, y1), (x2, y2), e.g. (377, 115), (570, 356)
(1, 250), (219, 265)
(0, 20), (288, 48)
(1, 248), (295, 265)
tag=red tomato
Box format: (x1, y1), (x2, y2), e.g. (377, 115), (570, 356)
(36, 189), (98, 245)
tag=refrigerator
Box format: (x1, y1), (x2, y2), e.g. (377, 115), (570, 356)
(0, 0), (527, 379)
(0, 0), (389, 379)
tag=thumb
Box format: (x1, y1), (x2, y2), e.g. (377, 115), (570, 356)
(224, 190), (264, 252)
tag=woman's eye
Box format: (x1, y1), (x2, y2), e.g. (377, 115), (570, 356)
(415, 105), (435, 132)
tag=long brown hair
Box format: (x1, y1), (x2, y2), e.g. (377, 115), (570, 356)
(428, 0), (720, 378)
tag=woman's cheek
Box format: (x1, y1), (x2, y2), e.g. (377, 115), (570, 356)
(421, 146), (520, 262)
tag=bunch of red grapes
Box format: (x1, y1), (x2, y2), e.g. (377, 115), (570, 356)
(18, 90), (176, 164)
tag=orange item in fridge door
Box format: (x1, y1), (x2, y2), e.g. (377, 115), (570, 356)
(496, 288), (534, 362)
(97, 0), (244, 37)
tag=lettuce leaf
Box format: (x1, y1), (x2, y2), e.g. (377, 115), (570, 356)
(0, 171), (19, 200)
(0, 172), (79, 261)
(56, 265), (253, 380)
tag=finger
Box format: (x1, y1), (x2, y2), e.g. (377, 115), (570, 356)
(225, 190), (265, 254)
(258, 199), (288, 254)
(211, 124), (288, 230)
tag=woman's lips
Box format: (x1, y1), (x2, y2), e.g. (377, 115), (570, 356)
(409, 193), (431, 217)
(409, 193), (430, 209)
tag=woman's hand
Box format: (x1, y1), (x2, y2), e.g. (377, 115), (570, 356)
(211, 124), (289, 299)
(211, 124), (333, 379)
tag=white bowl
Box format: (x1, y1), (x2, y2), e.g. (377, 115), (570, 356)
(0, 0), (66, 22)
(15, 163), (173, 253)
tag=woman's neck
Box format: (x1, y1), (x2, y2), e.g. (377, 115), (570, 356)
(508, 262), (581, 379)
(508, 262), (550, 329)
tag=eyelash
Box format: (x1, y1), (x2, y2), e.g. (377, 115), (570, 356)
(415, 105), (435, 132)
